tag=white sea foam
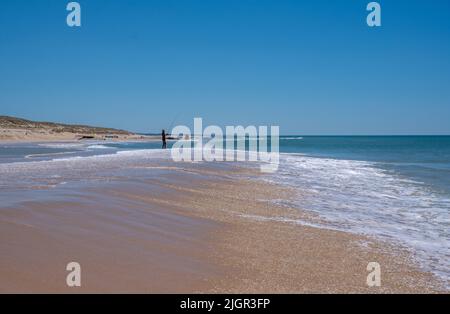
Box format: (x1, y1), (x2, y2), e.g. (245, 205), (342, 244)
(87, 144), (114, 150)
(282, 136), (303, 140)
(264, 153), (450, 287)
(38, 143), (86, 149)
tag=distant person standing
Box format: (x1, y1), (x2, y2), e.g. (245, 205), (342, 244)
(162, 129), (167, 149)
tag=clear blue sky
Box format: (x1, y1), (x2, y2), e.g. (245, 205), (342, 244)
(1, 0), (449, 134)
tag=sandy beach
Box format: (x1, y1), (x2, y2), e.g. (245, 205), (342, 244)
(0, 155), (445, 293)
(0, 128), (159, 143)
(0, 115), (159, 143)
(2, 0), (450, 302)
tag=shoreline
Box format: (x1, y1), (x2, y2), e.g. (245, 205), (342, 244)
(0, 158), (445, 293)
(146, 166), (446, 293)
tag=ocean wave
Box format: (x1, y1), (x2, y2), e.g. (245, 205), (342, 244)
(38, 143), (86, 149)
(87, 144), (115, 150)
(265, 153), (450, 286)
(281, 137), (303, 140)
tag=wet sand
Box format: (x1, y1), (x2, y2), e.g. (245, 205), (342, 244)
(0, 161), (445, 293)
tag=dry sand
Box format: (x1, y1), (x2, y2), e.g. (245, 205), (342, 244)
(0, 162), (445, 293)
(0, 116), (161, 142)
(0, 127), (158, 143)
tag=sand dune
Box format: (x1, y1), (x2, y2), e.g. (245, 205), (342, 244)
(0, 115), (155, 142)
